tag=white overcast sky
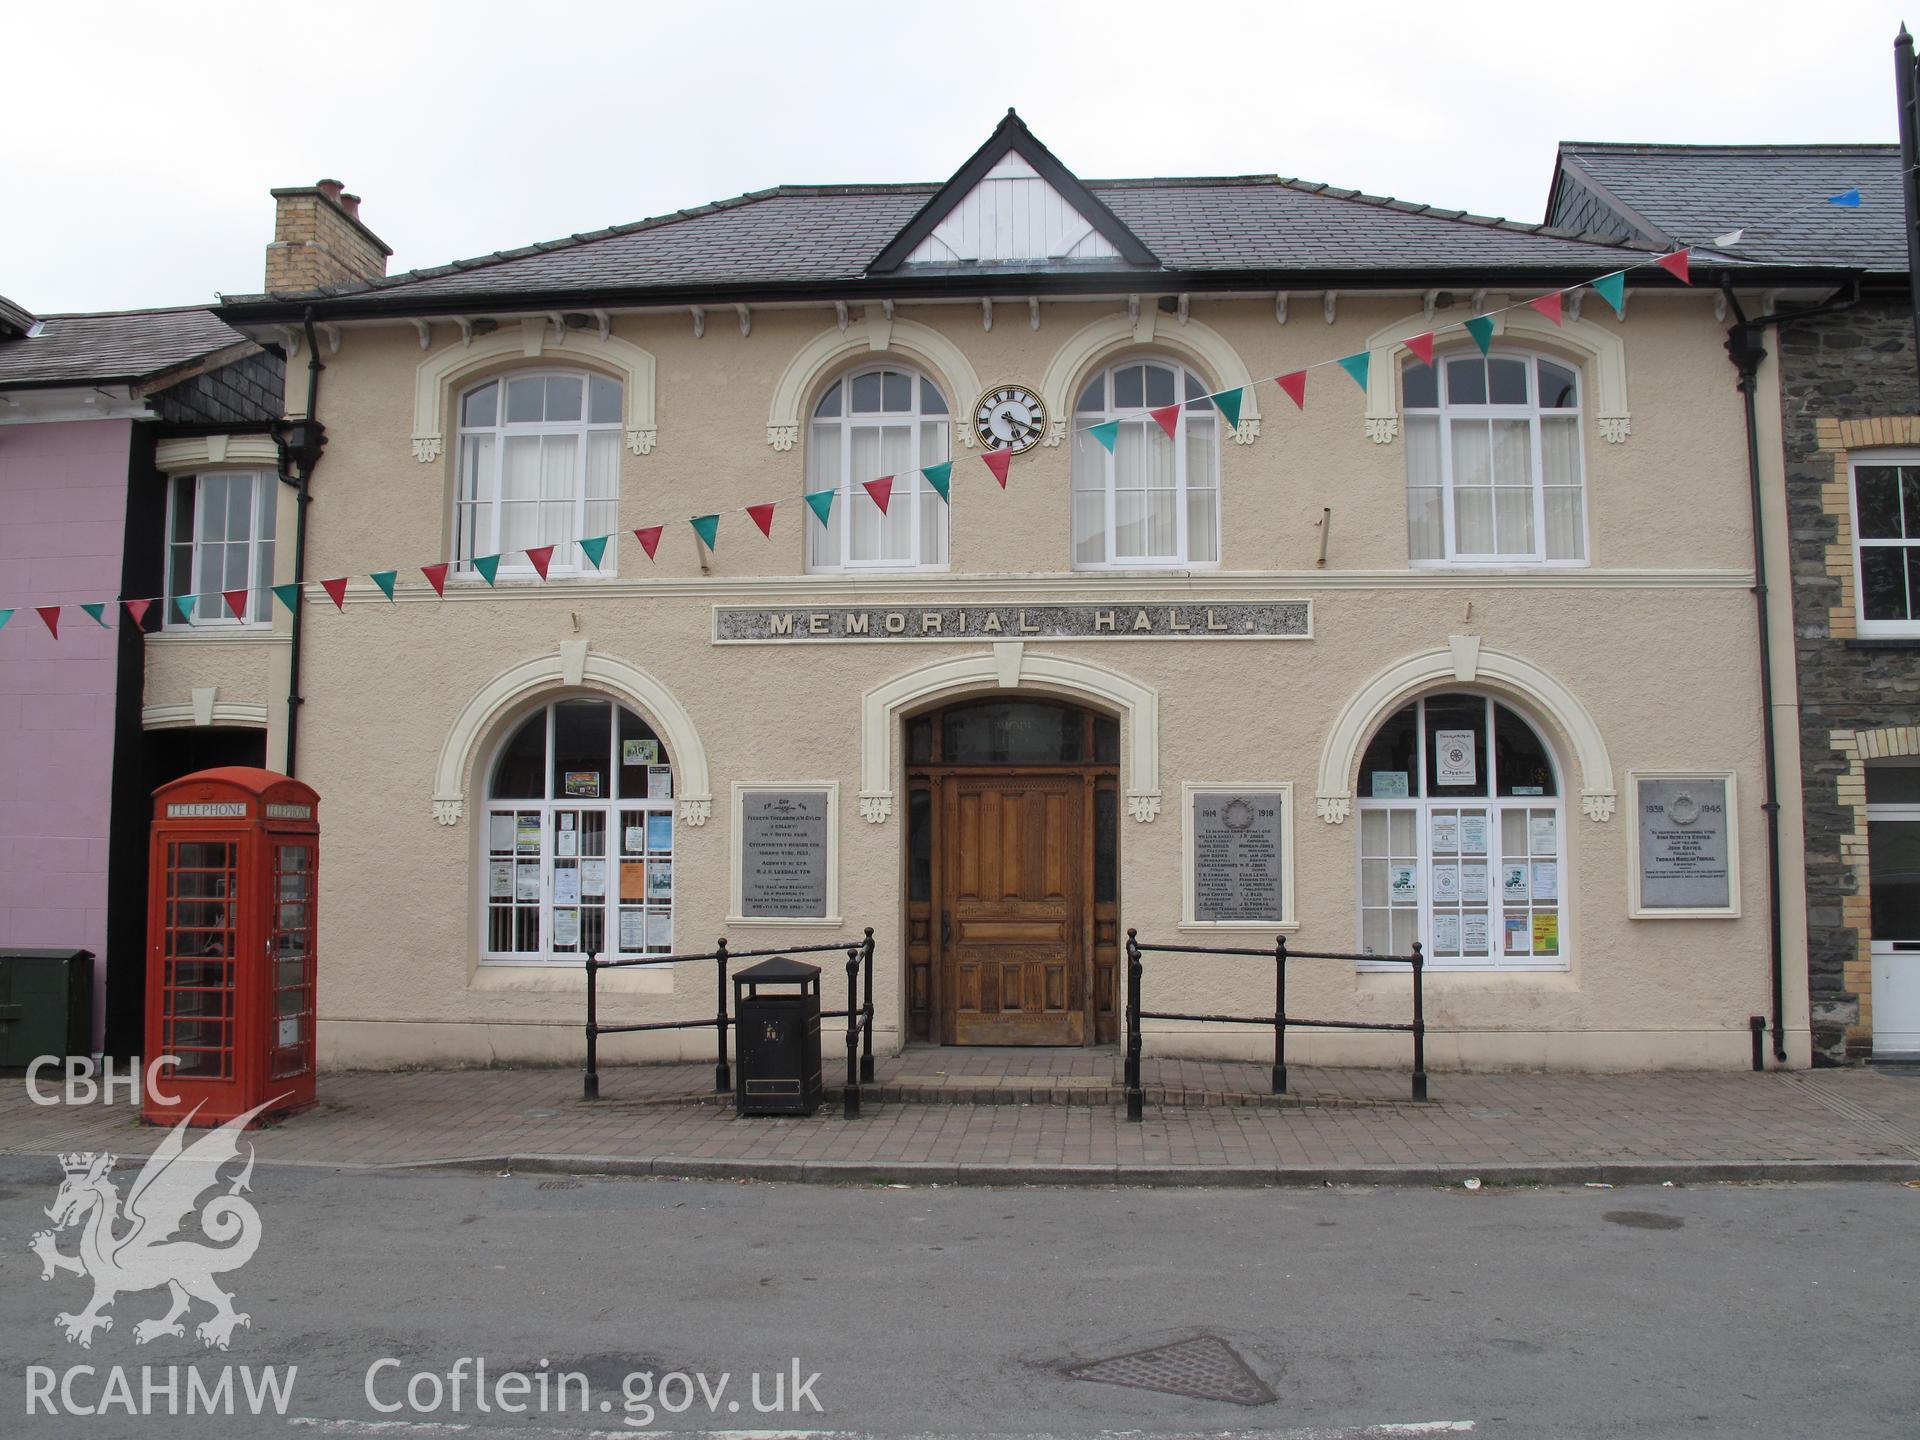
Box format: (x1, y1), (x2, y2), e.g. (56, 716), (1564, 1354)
(3, 0), (1915, 314)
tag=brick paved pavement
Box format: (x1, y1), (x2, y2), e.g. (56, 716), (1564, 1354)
(5, 1051), (1919, 1185)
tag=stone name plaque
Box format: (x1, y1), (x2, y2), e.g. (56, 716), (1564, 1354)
(1192, 791), (1285, 923)
(1637, 777), (1732, 911)
(714, 601), (1311, 644)
(739, 789), (830, 918)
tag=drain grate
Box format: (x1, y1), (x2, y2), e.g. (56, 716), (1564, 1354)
(1067, 1334), (1273, 1405)
(536, 1178), (582, 1190)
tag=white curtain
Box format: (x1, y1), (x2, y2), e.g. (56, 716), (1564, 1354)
(1541, 416), (1584, 560)
(1404, 415), (1443, 559)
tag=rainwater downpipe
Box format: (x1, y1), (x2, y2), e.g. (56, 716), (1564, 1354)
(279, 307), (325, 777)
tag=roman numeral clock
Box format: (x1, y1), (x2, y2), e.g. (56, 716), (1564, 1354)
(973, 384), (1049, 453)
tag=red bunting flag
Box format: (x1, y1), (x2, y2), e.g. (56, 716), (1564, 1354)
(635, 525), (663, 561)
(982, 449), (1011, 487)
(863, 476), (893, 514)
(1405, 332), (1436, 367)
(1276, 371), (1307, 410)
(1148, 403), (1181, 439)
(746, 502), (778, 537)
(319, 577), (349, 610)
(1655, 249), (1691, 285)
(36, 606), (59, 637)
(1528, 292), (1564, 326)
(525, 545), (555, 580)
(421, 562), (449, 597)
(124, 598), (152, 629)
(222, 588), (249, 620)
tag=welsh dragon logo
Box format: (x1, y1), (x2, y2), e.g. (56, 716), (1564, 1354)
(30, 1100), (277, 1350)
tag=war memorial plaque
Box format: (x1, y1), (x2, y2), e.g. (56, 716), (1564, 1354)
(1191, 791), (1285, 923)
(739, 789), (830, 918)
(1635, 776), (1732, 912)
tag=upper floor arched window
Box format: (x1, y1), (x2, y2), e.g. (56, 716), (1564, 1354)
(1402, 350), (1586, 565)
(455, 370), (622, 576)
(1071, 358), (1219, 569)
(806, 366), (950, 572)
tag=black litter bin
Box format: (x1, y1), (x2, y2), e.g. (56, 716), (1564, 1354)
(732, 955), (822, 1115)
(0, 948), (93, 1068)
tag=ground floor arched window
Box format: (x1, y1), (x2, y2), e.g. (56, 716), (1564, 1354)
(1356, 692), (1565, 970)
(483, 697), (673, 963)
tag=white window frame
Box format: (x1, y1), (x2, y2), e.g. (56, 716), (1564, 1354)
(1403, 348), (1589, 568)
(1178, 781), (1296, 932)
(727, 781), (841, 926)
(164, 469), (277, 629)
(1071, 356), (1221, 571)
(480, 699), (672, 966)
(805, 365), (950, 573)
(1355, 694), (1569, 973)
(453, 369), (623, 580)
(1848, 449), (1920, 637)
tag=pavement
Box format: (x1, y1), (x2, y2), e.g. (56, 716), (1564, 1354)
(7, 1049), (1920, 1186)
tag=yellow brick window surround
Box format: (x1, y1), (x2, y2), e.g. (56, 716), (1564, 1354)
(1816, 416), (1920, 638)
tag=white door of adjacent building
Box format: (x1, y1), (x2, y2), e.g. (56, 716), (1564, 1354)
(1866, 772), (1920, 1057)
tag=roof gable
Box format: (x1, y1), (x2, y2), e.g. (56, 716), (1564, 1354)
(868, 110), (1157, 273)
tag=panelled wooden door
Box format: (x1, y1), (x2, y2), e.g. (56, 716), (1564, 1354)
(941, 774), (1085, 1045)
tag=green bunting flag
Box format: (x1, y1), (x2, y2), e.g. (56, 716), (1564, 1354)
(690, 514), (719, 551)
(0, 608), (11, 632)
(578, 535), (608, 570)
(1464, 314), (1495, 356)
(922, 462), (952, 502)
(80, 603), (109, 629)
(172, 595), (196, 625)
(1212, 388), (1243, 430)
(370, 570), (397, 601)
(803, 489), (836, 528)
(1337, 352), (1370, 390)
(473, 555), (501, 586)
(1089, 420), (1120, 453)
(272, 583), (301, 614)
(1591, 271), (1626, 318)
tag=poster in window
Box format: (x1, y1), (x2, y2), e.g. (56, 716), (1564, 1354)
(1459, 814), (1489, 855)
(552, 908), (580, 948)
(648, 765), (673, 799)
(1190, 791), (1285, 923)
(489, 860), (513, 899)
(1501, 864), (1529, 901)
(1433, 865), (1460, 902)
(1431, 814), (1459, 853)
(619, 861), (647, 901)
(1434, 912), (1461, 953)
(624, 824), (645, 855)
(579, 859), (607, 897)
(553, 867), (581, 905)
(557, 827), (577, 859)
(618, 909), (646, 951)
(489, 814), (514, 852)
(1371, 771), (1409, 798)
(1635, 776), (1733, 911)
(646, 860), (673, 901)
(1530, 862), (1558, 902)
(739, 789), (831, 918)
(515, 863), (540, 902)
(1389, 865), (1418, 901)
(1504, 914), (1530, 952)
(515, 816), (541, 854)
(646, 812), (674, 852)
(1531, 911), (1559, 954)
(563, 771), (601, 799)
(1462, 913), (1491, 954)
(623, 739), (659, 766)
(1529, 814), (1558, 855)
(1460, 862), (1489, 903)
(1435, 730), (1477, 787)
(646, 911), (673, 948)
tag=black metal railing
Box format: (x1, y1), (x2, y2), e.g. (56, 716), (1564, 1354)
(584, 928), (875, 1116)
(1123, 929), (1427, 1119)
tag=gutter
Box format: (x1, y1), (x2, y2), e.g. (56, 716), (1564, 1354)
(276, 308), (325, 777)
(1720, 274), (1863, 1065)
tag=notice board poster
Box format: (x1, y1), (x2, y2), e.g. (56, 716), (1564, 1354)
(1634, 774), (1735, 914)
(739, 789), (831, 918)
(1191, 790), (1285, 923)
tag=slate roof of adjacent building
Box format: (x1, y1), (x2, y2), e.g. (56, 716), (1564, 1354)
(0, 304), (254, 390)
(1548, 142), (1905, 272)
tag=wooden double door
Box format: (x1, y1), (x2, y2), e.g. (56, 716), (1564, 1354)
(905, 701), (1119, 1046)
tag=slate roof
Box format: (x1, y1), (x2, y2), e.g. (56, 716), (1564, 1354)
(1550, 143), (1905, 272)
(0, 305), (253, 390)
(0, 293), (35, 338)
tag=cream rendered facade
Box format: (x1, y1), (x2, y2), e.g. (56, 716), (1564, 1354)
(183, 282), (1812, 1071)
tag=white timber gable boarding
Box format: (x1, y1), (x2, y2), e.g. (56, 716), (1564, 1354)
(905, 154), (1121, 265)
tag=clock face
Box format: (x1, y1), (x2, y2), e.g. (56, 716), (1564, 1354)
(973, 384), (1048, 454)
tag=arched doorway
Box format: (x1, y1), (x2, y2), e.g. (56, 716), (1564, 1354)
(904, 698), (1120, 1045)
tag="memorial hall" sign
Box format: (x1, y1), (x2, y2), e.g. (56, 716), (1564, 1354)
(714, 601), (1312, 644)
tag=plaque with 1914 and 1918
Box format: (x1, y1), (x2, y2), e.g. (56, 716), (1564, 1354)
(1187, 787), (1289, 926)
(1630, 771), (1739, 918)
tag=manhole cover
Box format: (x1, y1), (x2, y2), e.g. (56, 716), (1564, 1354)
(1067, 1334), (1273, 1405)
(537, 1179), (583, 1190)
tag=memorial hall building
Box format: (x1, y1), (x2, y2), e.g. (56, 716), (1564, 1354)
(200, 114), (1826, 1070)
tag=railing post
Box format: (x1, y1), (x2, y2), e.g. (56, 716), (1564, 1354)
(583, 952), (601, 1100)
(714, 937), (731, 1094)
(1409, 941), (1428, 1102)
(1124, 929), (1143, 1122)
(1272, 935), (1288, 1096)
(844, 947), (862, 1119)
(860, 927), (876, 1083)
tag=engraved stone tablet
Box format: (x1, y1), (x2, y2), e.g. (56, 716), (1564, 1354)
(1637, 777), (1731, 910)
(740, 790), (830, 918)
(1192, 791), (1284, 923)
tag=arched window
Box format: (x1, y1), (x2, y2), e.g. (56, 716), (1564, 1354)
(455, 370), (623, 576)
(806, 366), (950, 571)
(1403, 350), (1586, 565)
(1071, 358), (1219, 568)
(484, 697), (673, 964)
(1356, 693), (1565, 970)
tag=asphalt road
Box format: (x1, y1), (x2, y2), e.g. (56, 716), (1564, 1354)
(0, 1159), (1913, 1439)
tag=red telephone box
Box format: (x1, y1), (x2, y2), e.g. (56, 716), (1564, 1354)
(144, 767), (319, 1127)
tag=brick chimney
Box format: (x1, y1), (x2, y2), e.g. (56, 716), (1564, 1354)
(264, 178), (393, 292)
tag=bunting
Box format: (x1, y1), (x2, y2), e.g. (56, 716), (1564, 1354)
(80, 602), (109, 629)
(36, 606), (60, 638)
(862, 477), (893, 514)
(635, 525), (664, 560)
(1212, 388), (1242, 430)
(125, 598), (153, 629)
(1528, 292), (1564, 326)
(0, 608), (12, 632)
(981, 450), (1012, 487)
(1464, 314), (1496, 355)
(369, 571), (398, 602)
(921, 462), (952, 503)
(690, 514), (719, 551)
(319, 577), (350, 609)
(271, 584), (300, 615)
(1592, 271), (1626, 319)
(1404, 333), (1436, 368)
(172, 595), (196, 625)
(747, 502), (777, 537)
(803, 491), (835, 528)
(421, 562), (449, 597)
(473, 555), (501, 586)
(1148, 404), (1181, 439)
(578, 535), (608, 571)
(1276, 371), (1307, 409)
(1337, 352), (1370, 390)
(223, 588), (251, 619)
(1089, 420), (1120, 453)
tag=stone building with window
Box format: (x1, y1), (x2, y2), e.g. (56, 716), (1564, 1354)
(188, 114), (1822, 1069)
(1548, 142), (1918, 1063)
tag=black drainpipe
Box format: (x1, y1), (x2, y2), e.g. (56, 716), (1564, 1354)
(277, 308), (325, 777)
(1721, 275), (1862, 1064)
